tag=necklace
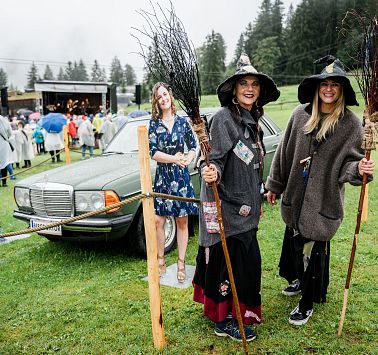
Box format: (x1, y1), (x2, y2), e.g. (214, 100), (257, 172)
(163, 117), (174, 123)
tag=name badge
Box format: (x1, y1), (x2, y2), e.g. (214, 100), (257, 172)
(233, 140), (254, 165)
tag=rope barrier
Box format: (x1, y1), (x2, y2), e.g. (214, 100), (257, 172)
(0, 192), (200, 238)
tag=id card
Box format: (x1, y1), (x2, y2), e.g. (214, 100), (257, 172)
(233, 140), (254, 165)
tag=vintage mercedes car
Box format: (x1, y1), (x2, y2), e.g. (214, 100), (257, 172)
(13, 108), (283, 254)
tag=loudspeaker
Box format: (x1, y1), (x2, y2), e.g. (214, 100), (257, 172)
(0, 87), (8, 107)
(109, 83), (117, 113)
(135, 84), (141, 105)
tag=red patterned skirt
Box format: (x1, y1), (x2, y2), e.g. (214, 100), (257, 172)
(193, 229), (262, 325)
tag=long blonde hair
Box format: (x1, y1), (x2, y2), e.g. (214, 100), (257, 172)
(303, 83), (345, 141)
(151, 82), (177, 119)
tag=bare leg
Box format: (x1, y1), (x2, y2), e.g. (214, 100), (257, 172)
(155, 215), (167, 273)
(176, 216), (188, 282)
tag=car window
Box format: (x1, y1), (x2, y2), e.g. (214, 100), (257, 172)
(260, 118), (274, 137)
(105, 119), (149, 153)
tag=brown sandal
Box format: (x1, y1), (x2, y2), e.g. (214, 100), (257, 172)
(177, 257), (186, 283)
(158, 255), (166, 275)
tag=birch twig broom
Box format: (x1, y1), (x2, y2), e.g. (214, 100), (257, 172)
(338, 12), (378, 336)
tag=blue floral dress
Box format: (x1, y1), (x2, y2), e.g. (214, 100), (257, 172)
(148, 115), (199, 217)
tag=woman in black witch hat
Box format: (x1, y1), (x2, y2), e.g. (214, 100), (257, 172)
(193, 53), (280, 341)
(265, 55), (375, 326)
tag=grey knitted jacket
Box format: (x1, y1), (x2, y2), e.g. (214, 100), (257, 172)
(199, 107), (263, 247)
(265, 104), (372, 242)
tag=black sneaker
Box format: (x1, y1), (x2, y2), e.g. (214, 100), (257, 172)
(289, 305), (313, 325)
(214, 319), (257, 342)
(282, 280), (301, 296)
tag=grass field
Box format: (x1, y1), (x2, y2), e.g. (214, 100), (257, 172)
(0, 85), (377, 354)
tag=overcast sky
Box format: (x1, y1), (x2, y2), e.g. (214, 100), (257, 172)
(1, 0), (301, 89)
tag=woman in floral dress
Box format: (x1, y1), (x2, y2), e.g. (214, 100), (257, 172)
(148, 82), (198, 283)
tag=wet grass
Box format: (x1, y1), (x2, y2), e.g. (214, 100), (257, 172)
(0, 90), (376, 354)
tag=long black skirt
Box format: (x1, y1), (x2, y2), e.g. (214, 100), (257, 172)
(193, 229), (262, 325)
(279, 226), (330, 311)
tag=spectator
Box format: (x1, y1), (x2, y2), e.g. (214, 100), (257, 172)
(0, 115), (13, 187)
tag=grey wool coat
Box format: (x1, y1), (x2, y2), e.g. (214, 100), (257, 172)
(265, 104), (372, 242)
(199, 107), (263, 247)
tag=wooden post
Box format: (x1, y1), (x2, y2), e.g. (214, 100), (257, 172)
(361, 184), (368, 222)
(63, 125), (71, 165)
(137, 125), (166, 349)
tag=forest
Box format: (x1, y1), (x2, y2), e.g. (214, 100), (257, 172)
(0, 0), (376, 98)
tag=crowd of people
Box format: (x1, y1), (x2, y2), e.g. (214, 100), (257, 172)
(0, 111), (126, 187)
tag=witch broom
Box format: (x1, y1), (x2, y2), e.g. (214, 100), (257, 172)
(338, 13), (378, 336)
(132, 2), (250, 353)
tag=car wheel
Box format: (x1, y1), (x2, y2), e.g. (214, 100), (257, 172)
(134, 213), (177, 256)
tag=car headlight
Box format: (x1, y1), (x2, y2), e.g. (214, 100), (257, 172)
(14, 187), (31, 207)
(75, 191), (105, 212)
(74, 191), (120, 213)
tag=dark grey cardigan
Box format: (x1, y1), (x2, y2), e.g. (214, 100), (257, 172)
(198, 107), (263, 247)
(265, 104), (372, 242)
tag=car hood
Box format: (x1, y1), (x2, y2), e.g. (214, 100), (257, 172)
(16, 153), (152, 190)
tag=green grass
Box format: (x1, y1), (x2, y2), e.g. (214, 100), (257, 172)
(0, 87), (377, 354)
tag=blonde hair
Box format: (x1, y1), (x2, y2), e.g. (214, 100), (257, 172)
(304, 82), (345, 141)
(151, 82), (177, 119)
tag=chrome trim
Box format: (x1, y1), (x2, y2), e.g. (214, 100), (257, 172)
(30, 182), (74, 217)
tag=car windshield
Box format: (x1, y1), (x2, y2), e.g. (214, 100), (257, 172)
(105, 118), (149, 153)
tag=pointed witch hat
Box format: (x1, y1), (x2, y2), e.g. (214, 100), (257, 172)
(298, 55), (359, 106)
(216, 53), (280, 107)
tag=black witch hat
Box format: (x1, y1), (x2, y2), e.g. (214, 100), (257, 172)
(216, 53), (280, 107)
(298, 55), (359, 106)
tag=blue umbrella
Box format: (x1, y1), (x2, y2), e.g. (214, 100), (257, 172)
(41, 113), (67, 133)
(128, 110), (150, 118)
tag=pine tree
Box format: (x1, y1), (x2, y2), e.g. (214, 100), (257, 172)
(27, 62), (40, 89)
(109, 56), (125, 87)
(76, 59), (88, 81)
(43, 65), (54, 80)
(71, 61), (79, 81)
(65, 61), (74, 81)
(91, 60), (103, 82)
(198, 30), (226, 95)
(124, 64), (137, 86)
(57, 67), (65, 80)
(252, 36), (282, 75)
(0, 68), (7, 88)
(101, 68), (107, 82)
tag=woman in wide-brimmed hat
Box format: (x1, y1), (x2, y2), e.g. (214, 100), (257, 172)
(265, 55), (375, 326)
(193, 53), (280, 341)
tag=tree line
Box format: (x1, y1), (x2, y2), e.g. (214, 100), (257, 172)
(1, 0), (376, 97)
(0, 57), (137, 93)
(143, 0), (377, 96)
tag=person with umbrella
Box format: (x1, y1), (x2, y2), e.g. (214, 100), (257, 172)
(265, 56), (375, 326)
(41, 113), (67, 163)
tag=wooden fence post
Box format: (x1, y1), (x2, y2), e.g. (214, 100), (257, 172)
(63, 125), (71, 164)
(137, 125), (166, 349)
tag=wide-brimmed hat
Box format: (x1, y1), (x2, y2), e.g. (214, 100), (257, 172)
(216, 53), (280, 107)
(298, 55), (358, 106)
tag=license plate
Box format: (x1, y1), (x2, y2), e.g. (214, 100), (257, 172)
(30, 219), (62, 236)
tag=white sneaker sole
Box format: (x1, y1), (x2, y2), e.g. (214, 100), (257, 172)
(214, 329), (256, 342)
(288, 310), (313, 325)
(282, 289), (301, 296)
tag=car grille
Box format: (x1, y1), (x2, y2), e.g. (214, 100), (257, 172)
(30, 182), (74, 217)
